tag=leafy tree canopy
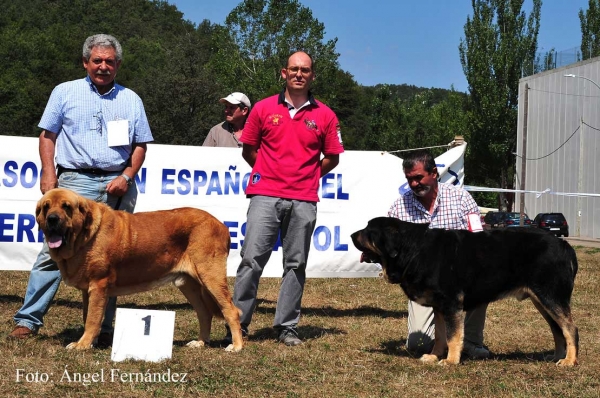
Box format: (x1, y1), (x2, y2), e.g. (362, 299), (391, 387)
(0, 0), (468, 162)
(580, 0), (600, 60)
(459, 0), (541, 209)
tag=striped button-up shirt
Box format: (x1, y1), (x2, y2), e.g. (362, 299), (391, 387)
(39, 75), (153, 171)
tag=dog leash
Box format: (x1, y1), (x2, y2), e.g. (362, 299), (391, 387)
(114, 196), (122, 211)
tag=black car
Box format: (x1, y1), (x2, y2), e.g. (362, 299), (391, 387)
(483, 211), (505, 230)
(532, 213), (569, 237)
(499, 212), (532, 228)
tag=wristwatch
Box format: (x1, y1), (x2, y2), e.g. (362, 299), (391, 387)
(121, 174), (133, 186)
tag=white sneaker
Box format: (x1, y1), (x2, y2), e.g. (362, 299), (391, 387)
(462, 341), (490, 359)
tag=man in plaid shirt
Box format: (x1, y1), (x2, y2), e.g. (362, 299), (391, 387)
(388, 149), (489, 359)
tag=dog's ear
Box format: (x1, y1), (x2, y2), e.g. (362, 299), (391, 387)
(35, 196), (50, 227)
(35, 200), (43, 218)
(78, 197), (95, 231)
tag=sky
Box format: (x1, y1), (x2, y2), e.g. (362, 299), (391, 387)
(168, 0), (590, 92)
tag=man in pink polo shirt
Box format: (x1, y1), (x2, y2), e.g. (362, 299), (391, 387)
(228, 51), (344, 346)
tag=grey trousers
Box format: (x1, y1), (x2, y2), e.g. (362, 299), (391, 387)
(233, 195), (317, 330)
(406, 300), (488, 353)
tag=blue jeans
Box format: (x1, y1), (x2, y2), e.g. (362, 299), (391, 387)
(233, 195), (317, 330)
(13, 170), (137, 333)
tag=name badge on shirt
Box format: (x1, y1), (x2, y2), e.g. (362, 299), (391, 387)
(467, 213), (483, 232)
(107, 119), (130, 147)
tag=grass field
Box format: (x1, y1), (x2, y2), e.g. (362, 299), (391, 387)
(1, 246), (599, 397)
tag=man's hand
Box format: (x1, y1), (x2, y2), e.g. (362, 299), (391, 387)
(106, 175), (130, 196)
(40, 169), (58, 194)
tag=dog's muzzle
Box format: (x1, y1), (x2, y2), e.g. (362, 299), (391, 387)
(44, 213), (65, 249)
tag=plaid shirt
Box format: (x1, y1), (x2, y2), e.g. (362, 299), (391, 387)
(388, 182), (480, 231)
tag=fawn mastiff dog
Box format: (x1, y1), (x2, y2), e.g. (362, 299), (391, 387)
(35, 188), (243, 352)
(351, 217), (579, 366)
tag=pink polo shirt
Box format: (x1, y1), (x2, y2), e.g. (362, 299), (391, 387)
(240, 92), (344, 202)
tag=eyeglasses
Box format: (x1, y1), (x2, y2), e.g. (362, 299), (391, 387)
(287, 66), (312, 75)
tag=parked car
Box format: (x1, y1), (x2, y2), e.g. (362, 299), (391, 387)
(483, 211), (506, 230)
(532, 213), (569, 237)
(499, 212), (532, 228)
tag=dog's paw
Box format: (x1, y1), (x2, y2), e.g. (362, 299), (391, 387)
(556, 358), (578, 367)
(437, 358), (459, 366)
(185, 340), (206, 348)
(224, 343), (242, 353)
(66, 342), (92, 350)
(419, 354), (439, 363)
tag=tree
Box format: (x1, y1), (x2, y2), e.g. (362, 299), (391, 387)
(208, 0), (341, 104)
(0, 0), (83, 136)
(459, 0), (541, 211)
(423, 89), (470, 147)
(321, 69), (369, 150)
(355, 83), (469, 152)
(580, 0), (600, 60)
(0, 0), (224, 144)
(540, 48), (556, 72)
(0, 0), (467, 153)
(362, 84), (405, 151)
(137, 21), (224, 145)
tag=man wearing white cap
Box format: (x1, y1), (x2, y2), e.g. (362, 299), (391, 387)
(203, 92), (251, 147)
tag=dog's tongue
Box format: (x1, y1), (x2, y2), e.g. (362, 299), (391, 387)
(48, 234), (63, 249)
(360, 252), (365, 263)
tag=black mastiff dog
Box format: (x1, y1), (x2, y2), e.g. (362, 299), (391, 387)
(351, 217), (579, 366)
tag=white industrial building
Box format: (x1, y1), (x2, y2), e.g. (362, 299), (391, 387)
(516, 57), (600, 239)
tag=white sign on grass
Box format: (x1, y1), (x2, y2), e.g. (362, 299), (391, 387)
(111, 308), (175, 362)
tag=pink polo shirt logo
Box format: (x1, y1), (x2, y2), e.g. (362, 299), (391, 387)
(268, 114), (283, 126)
(304, 119), (318, 131)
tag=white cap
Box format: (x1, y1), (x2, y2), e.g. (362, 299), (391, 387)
(219, 92), (251, 109)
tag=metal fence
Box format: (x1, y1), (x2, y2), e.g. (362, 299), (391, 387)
(523, 46), (582, 77)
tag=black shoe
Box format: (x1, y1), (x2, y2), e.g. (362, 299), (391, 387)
(462, 341), (490, 359)
(278, 328), (302, 346)
(223, 325), (248, 345)
(95, 332), (113, 349)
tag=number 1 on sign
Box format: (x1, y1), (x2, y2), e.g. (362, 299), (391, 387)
(142, 315), (151, 335)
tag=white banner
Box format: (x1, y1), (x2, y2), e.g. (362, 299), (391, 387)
(0, 135), (467, 277)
